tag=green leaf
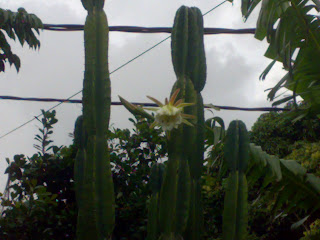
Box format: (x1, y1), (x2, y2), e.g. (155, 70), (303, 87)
(248, 143), (320, 214)
(260, 59), (277, 80)
(291, 215), (309, 230)
(272, 95), (294, 106)
(267, 72), (290, 101)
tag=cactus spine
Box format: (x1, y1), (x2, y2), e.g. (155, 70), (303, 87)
(75, 0), (115, 239)
(223, 120), (249, 240)
(156, 6), (206, 240)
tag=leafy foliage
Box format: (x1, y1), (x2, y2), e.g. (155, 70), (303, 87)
(235, 0), (320, 118)
(1, 109), (319, 240)
(0, 7), (42, 72)
(0, 110), (77, 240)
(285, 141), (320, 176)
(202, 111), (320, 240)
(248, 143), (320, 215)
(0, 112), (167, 240)
(34, 110), (59, 156)
(246, 141), (320, 240)
(300, 219), (320, 240)
(109, 116), (167, 239)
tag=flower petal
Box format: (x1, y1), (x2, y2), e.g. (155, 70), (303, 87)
(181, 113), (196, 119)
(169, 89), (180, 104)
(174, 99), (183, 107)
(147, 96), (164, 107)
(182, 119), (194, 127)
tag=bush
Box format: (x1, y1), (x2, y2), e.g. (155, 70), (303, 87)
(0, 112), (166, 240)
(250, 110), (320, 158)
(300, 219), (320, 240)
(0, 110), (77, 239)
(286, 141), (320, 176)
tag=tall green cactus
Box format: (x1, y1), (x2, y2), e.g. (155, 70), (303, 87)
(74, 116), (99, 239)
(156, 6), (207, 240)
(223, 120), (249, 240)
(173, 6), (206, 240)
(75, 0), (115, 239)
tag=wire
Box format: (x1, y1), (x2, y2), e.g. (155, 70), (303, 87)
(40, 2), (257, 35)
(0, 91), (81, 140)
(0, 0), (228, 141)
(43, 24), (256, 34)
(203, 0), (227, 16)
(0, 95), (289, 111)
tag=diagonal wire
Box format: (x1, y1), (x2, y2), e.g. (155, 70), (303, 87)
(0, 0), (228, 141)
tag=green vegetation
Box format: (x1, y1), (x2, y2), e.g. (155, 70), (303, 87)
(0, 7), (42, 72)
(285, 141), (320, 176)
(250, 109), (320, 158)
(235, 0), (320, 119)
(0, 110), (77, 239)
(0, 112), (166, 239)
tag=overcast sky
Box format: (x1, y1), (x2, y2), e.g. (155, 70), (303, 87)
(0, 0), (287, 191)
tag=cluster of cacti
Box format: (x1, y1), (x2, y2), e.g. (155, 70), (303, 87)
(74, 0), (115, 239)
(223, 120), (249, 240)
(74, 3), (252, 240)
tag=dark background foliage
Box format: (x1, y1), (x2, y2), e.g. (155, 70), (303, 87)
(0, 113), (166, 240)
(250, 106), (320, 158)
(0, 108), (319, 240)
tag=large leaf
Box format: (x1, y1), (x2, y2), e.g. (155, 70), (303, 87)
(247, 143), (320, 215)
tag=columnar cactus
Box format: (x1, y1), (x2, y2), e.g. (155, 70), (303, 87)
(74, 0), (115, 239)
(115, 5), (206, 240)
(157, 6), (207, 240)
(74, 116), (98, 239)
(223, 120), (249, 240)
(147, 163), (165, 240)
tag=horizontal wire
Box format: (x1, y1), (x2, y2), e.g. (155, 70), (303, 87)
(0, 95), (289, 112)
(43, 24), (256, 34)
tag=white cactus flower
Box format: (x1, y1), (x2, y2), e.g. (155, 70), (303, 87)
(145, 89), (195, 131)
